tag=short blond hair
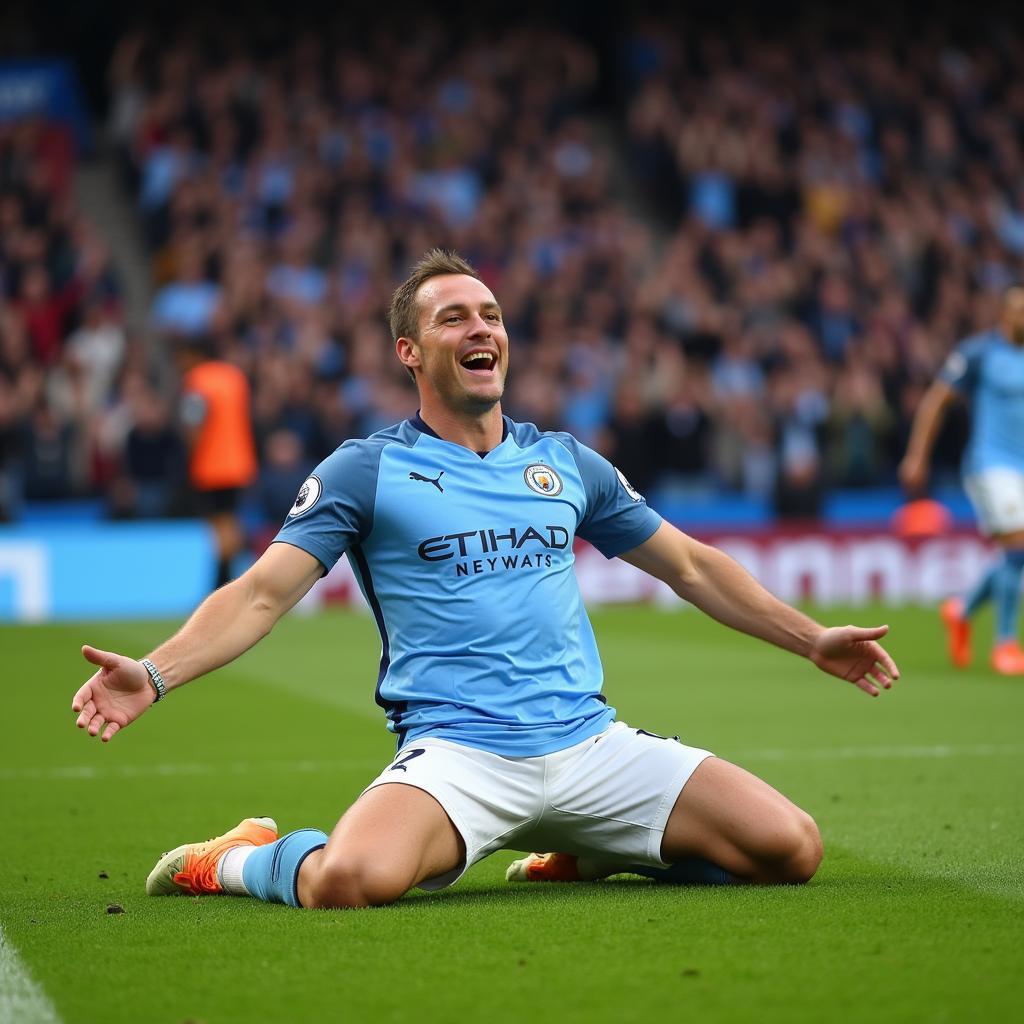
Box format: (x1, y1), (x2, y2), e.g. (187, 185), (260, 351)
(388, 249), (482, 342)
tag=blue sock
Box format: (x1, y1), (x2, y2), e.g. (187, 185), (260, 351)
(628, 858), (732, 886)
(241, 829), (328, 907)
(964, 561), (1000, 617)
(993, 549), (1024, 643)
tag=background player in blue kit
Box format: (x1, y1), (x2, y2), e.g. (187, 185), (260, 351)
(900, 286), (1024, 676)
(71, 250), (899, 908)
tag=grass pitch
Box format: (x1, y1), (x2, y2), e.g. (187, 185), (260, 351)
(2, 604), (1022, 1024)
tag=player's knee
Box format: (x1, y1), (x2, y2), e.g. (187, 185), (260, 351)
(748, 807), (822, 884)
(776, 809), (823, 884)
(307, 853), (408, 909)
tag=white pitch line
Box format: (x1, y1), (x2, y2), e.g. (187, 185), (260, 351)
(736, 743), (1024, 762)
(1, 743), (1022, 783)
(0, 758), (380, 783)
(0, 925), (61, 1024)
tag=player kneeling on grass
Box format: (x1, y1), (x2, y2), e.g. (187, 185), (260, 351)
(71, 250), (899, 909)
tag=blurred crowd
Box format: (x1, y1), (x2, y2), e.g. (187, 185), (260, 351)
(618, 12), (1024, 512)
(0, 117), (133, 521)
(4, 10), (1024, 526)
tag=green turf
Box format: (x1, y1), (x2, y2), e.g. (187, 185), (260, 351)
(2, 605), (1022, 1023)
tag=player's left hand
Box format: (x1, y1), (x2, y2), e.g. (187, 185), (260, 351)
(808, 624), (899, 697)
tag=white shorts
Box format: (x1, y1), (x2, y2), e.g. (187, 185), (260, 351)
(363, 721), (714, 890)
(964, 468), (1024, 536)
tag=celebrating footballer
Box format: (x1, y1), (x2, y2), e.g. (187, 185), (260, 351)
(71, 250), (899, 908)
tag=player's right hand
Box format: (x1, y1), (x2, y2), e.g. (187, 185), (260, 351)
(897, 453), (928, 495)
(72, 645), (155, 743)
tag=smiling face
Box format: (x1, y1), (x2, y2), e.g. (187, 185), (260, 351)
(397, 273), (509, 415)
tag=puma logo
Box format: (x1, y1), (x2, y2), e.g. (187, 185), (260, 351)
(410, 470), (444, 493)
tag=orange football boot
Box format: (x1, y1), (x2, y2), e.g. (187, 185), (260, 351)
(940, 597), (972, 668)
(506, 852), (630, 882)
(145, 817), (278, 896)
(506, 852), (584, 882)
(991, 640), (1024, 676)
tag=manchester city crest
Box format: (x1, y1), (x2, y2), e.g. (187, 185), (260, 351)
(524, 463), (563, 496)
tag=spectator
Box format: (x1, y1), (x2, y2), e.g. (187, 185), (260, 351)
(21, 398), (78, 501)
(826, 358), (896, 487)
(14, 263), (81, 367)
(65, 300), (126, 411)
(151, 241), (221, 338)
(110, 388), (185, 519)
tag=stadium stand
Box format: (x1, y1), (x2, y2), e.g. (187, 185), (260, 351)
(3, 9), (1023, 536)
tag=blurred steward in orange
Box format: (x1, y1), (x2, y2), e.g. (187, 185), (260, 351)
(176, 338), (257, 588)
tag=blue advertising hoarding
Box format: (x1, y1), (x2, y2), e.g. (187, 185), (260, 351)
(0, 522), (214, 622)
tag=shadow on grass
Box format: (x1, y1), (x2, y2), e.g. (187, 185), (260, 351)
(374, 859), (1024, 916)
(30, 846), (1015, 928)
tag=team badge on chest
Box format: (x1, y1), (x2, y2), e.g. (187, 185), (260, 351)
(524, 463), (563, 496)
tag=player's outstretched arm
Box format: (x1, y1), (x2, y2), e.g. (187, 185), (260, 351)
(71, 542), (324, 741)
(897, 379), (957, 495)
(620, 523), (899, 696)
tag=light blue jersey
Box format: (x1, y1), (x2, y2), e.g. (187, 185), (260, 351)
(939, 330), (1024, 475)
(273, 415), (663, 756)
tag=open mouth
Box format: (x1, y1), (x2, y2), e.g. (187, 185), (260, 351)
(460, 350), (498, 373)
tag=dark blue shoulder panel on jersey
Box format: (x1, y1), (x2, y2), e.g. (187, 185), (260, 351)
(273, 420), (420, 572)
(552, 431), (662, 558)
(938, 331), (995, 395)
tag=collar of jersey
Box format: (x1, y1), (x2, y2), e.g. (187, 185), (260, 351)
(409, 412), (512, 460)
